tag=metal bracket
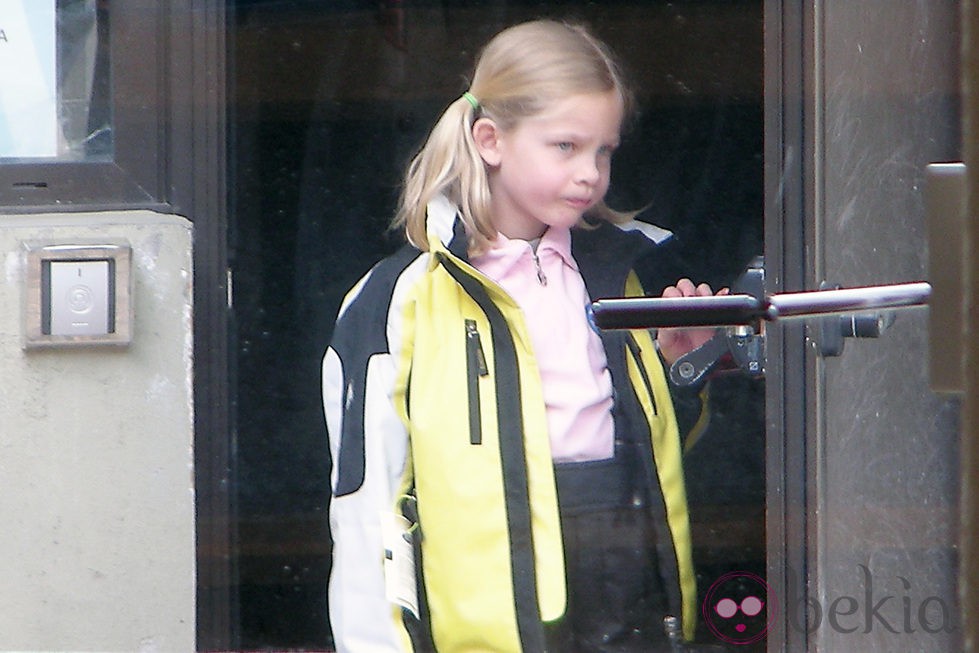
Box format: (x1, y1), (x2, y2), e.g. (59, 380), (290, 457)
(925, 162), (966, 394)
(669, 257), (766, 386)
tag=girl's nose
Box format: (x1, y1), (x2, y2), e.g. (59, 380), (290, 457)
(576, 156), (601, 185)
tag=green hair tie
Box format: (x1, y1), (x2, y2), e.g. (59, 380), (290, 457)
(462, 92), (479, 110)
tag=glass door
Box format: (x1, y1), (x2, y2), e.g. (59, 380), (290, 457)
(764, 1), (962, 651)
(224, 1), (765, 649)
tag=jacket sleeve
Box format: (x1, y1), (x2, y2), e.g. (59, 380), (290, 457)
(322, 270), (412, 652)
(624, 271), (711, 451)
(665, 366), (712, 452)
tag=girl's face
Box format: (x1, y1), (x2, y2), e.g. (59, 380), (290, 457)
(474, 90), (624, 240)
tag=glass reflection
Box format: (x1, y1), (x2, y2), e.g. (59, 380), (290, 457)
(57, 0), (112, 159)
(229, 1), (763, 649)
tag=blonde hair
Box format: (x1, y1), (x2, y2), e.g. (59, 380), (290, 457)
(393, 20), (635, 253)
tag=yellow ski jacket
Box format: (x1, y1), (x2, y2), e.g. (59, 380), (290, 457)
(323, 196), (696, 652)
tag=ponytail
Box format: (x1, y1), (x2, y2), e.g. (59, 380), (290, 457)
(393, 95), (496, 252)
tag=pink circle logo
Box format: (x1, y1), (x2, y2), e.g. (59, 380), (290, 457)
(702, 571), (776, 645)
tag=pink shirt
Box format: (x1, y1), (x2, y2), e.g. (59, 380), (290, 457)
(470, 228), (615, 462)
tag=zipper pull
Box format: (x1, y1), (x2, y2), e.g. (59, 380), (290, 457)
(532, 251), (548, 286)
(465, 320), (489, 375)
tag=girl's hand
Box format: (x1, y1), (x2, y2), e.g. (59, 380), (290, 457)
(656, 279), (730, 365)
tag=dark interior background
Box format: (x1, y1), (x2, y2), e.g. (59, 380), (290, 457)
(227, 1), (765, 649)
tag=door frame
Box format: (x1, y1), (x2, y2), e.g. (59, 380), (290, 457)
(962, 1), (979, 649)
(764, 1), (815, 649)
(181, 0), (235, 650)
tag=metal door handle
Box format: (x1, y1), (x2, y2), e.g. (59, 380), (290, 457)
(591, 258), (931, 385)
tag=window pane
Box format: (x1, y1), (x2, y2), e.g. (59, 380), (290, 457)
(57, 0), (112, 160)
(810, 2), (961, 649)
(0, 0), (111, 162)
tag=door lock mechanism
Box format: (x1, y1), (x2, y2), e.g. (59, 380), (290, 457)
(815, 282), (897, 358)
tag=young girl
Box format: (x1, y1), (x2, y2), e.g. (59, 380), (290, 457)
(323, 20), (718, 652)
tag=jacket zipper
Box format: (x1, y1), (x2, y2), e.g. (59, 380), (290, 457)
(465, 319), (489, 444)
(626, 333), (658, 416)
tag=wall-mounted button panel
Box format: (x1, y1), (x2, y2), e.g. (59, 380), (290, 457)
(47, 260), (113, 336)
(23, 241), (132, 348)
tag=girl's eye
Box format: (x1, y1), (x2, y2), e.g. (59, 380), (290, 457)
(598, 144), (617, 157)
(556, 142), (575, 152)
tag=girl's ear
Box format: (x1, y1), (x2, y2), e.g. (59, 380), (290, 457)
(471, 117), (503, 167)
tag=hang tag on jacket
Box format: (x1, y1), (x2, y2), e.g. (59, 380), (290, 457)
(381, 511), (419, 619)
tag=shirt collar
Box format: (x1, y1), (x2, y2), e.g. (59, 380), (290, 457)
(536, 227), (577, 270)
(472, 227), (578, 277)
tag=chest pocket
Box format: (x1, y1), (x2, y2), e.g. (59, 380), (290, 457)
(464, 318), (489, 445)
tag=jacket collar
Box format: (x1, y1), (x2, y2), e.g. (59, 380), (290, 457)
(572, 220), (659, 300)
(425, 195), (669, 297)
(425, 194), (461, 250)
